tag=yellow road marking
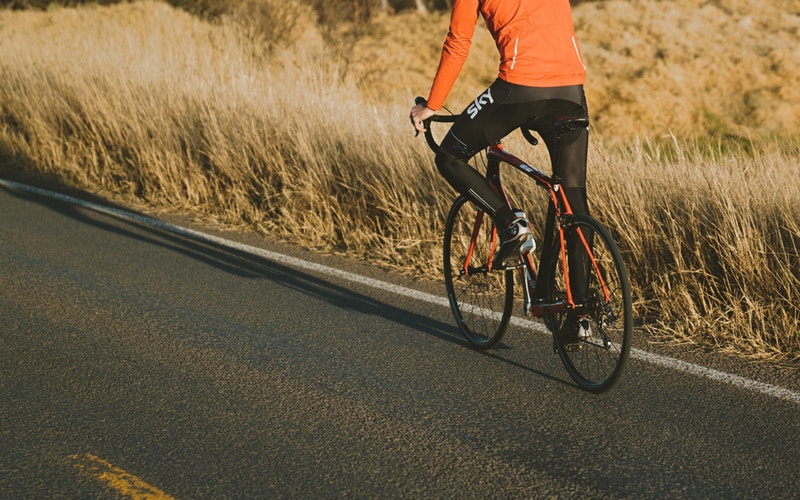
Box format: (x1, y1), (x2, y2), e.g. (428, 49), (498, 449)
(70, 453), (175, 500)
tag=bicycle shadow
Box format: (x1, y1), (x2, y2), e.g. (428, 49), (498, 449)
(1, 179), (571, 388)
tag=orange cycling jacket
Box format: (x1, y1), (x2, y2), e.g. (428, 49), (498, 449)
(426, 0), (586, 111)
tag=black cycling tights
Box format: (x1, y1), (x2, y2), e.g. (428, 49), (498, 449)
(435, 79), (589, 229)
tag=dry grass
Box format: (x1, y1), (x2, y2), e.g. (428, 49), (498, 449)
(1, 1), (798, 362)
(591, 136), (800, 360)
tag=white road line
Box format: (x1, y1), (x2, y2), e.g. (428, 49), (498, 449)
(3, 178), (799, 404)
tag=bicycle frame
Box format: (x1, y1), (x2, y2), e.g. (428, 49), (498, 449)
(472, 142), (613, 318)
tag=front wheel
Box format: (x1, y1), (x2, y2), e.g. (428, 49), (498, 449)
(544, 214), (633, 393)
(443, 196), (514, 348)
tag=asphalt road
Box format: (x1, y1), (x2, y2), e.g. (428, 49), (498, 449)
(2, 178), (799, 498)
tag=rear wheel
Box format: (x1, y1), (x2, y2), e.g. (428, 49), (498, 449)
(443, 196), (514, 348)
(544, 214), (632, 392)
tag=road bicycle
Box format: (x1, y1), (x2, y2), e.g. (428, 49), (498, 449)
(416, 97), (632, 393)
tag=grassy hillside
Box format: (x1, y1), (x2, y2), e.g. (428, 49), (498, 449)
(344, 0), (800, 140)
(1, 1), (798, 362)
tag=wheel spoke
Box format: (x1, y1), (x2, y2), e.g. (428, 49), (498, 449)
(546, 215), (633, 392)
(444, 196), (513, 349)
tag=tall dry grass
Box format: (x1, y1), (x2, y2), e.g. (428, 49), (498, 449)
(1, 1), (798, 362)
(592, 137), (800, 359)
(0, 1), (451, 268)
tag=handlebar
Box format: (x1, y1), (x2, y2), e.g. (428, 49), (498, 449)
(414, 96), (538, 152)
(415, 96), (457, 152)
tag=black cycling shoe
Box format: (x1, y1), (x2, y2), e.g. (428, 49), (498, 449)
(560, 315), (591, 352)
(493, 216), (535, 267)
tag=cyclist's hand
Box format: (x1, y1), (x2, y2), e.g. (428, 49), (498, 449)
(410, 104), (435, 134)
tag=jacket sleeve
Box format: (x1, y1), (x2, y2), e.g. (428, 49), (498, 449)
(426, 0), (480, 111)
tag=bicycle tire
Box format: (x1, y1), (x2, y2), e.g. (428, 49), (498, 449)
(543, 214), (633, 393)
(443, 195), (514, 349)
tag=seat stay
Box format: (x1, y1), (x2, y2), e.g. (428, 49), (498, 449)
(573, 225), (612, 302)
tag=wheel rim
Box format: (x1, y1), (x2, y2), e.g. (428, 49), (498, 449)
(444, 197), (514, 348)
(548, 216), (632, 392)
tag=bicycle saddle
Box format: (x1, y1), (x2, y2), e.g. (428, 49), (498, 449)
(522, 100), (589, 132)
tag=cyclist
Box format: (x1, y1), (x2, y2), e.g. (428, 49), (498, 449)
(410, 0), (591, 348)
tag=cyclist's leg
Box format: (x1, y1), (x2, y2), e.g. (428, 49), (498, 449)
(551, 131), (591, 312)
(535, 87), (589, 216)
(435, 151), (514, 226)
(530, 86), (590, 303)
(435, 79), (521, 228)
(563, 130), (591, 305)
